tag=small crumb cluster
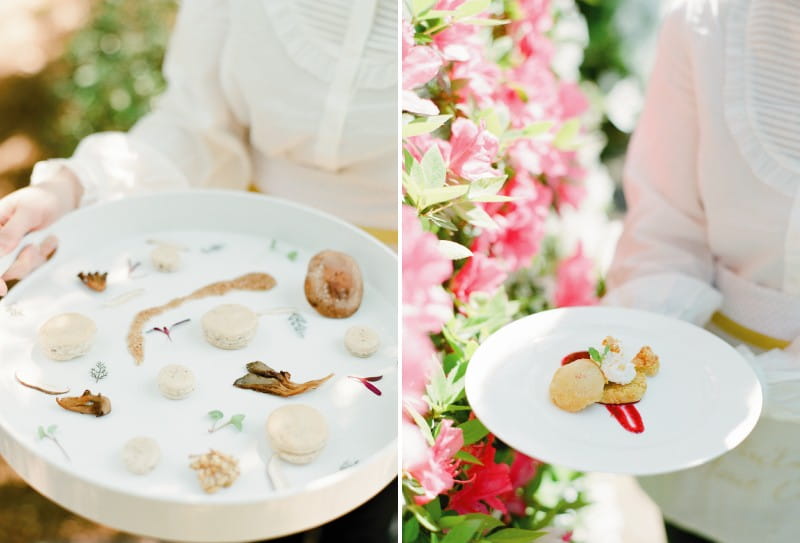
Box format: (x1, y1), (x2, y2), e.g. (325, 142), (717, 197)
(189, 449), (240, 493)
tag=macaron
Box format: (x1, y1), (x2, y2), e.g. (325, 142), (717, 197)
(38, 312), (96, 361)
(121, 436), (161, 475)
(151, 245), (181, 272)
(266, 404), (328, 465)
(344, 325), (380, 358)
(201, 304), (258, 350)
(157, 364), (196, 400)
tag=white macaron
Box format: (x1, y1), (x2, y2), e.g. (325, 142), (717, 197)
(121, 436), (161, 475)
(157, 364), (196, 400)
(344, 325), (380, 358)
(151, 245), (181, 272)
(38, 312), (96, 361)
(201, 304), (258, 350)
(266, 404), (328, 465)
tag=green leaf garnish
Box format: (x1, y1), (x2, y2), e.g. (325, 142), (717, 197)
(208, 410), (224, 421)
(229, 414), (245, 431)
(37, 426), (46, 439)
(588, 347), (603, 363)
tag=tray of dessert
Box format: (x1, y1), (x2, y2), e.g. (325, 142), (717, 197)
(0, 189), (397, 542)
(464, 306), (762, 475)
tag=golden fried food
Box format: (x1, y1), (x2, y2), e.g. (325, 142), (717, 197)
(601, 336), (622, 354)
(632, 346), (660, 376)
(600, 370), (647, 404)
(549, 359), (605, 412)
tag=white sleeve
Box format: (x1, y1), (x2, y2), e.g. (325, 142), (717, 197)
(602, 5), (722, 326)
(31, 0), (251, 205)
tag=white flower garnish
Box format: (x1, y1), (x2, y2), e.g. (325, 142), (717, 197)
(601, 349), (636, 385)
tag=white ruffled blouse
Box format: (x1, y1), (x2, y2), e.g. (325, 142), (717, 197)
(603, 1), (800, 540)
(31, 0), (398, 230)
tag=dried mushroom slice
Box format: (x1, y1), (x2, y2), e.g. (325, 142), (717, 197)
(233, 361), (333, 397)
(56, 389), (111, 417)
(77, 271), (108, 292)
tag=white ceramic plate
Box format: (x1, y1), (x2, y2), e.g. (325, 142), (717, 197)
(465, 307), (762, 475)
(0, 190), (397, 542)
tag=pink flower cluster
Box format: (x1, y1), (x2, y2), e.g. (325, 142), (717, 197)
(402, 0), (599, 522)
(403, 0), (595, 307)
(402, 205), (453, 414)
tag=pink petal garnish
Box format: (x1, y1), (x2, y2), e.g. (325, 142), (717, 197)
(348, 375), (383, 396)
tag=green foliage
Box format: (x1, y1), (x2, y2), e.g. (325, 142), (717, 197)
(45, 0), (178, 157)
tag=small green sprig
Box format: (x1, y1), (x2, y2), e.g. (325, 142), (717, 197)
(207, 410), (245, 434)
(588, 344), (611, 366)
(90, 361), (108, 383)
(269, 239), (299, 262)
(38, 424), (69, 462)
(288, 312), (307, 338)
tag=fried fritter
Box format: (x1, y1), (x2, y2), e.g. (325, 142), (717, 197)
(600, 370), (647, 404)
(632, 345), (660, 376)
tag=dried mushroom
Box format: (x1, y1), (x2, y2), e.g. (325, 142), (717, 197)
(233, 361), (333, 397)
(77, 271), (108, 292)
(56, 389), (111, 417)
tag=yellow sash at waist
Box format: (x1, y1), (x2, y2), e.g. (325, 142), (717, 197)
(710, 311), (791, 351)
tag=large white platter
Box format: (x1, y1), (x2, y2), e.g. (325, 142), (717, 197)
(465, 307), (762, 475)
(0, 190), (397, 542)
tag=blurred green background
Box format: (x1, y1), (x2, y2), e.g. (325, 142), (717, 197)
(0, 0), (176, 198)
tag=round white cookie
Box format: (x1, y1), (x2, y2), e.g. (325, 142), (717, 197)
(151, 245), (181, 272)
(38, 312), (96, 361)
(122, 436), (161, 475)
(266, 404), (328, 465)
(201, 304), (258, 350)
(157, 364), (196, 400)
(344, 325), (380, 358)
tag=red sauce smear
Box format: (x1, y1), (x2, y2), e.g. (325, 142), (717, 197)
(561, 351), (645, 434)
(602, 404), (644, 433)
(561, 351), (590, 365)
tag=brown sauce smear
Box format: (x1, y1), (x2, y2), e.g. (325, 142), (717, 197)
(127, 272), (276, 364)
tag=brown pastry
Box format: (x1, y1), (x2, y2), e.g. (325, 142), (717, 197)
(600, 370), (647, 404)
(304, 250), (363, 318)
(632, 346), (660, 376)
(549, 359), (605, 412)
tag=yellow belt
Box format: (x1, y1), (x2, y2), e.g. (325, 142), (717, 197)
(246, 184), (397, 246)
(710, 311), (791, 351)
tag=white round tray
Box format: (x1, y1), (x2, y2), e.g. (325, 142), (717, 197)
(0, 190), (397, 541)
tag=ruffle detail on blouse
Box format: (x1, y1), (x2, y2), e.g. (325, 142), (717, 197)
(262, 0), (395, 90)
(724, 0), (800, 197)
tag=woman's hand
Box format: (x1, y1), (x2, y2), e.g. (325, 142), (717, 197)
(0, 167), (83, 295)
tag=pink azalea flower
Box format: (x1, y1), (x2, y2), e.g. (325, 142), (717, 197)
(405, 419), (464, 505)
(553, 243), (598, 307)
(553, 174), (587, 211)
(474, 171), (552, 272)
(402, 205), (453, 412)
(451, 52), (502, 108)
(405, 133), (452, 164)
(558, 82), (590, 119)
(402, 20), (443, 114)
(448, 436), (512, 514)
(402, 206), (453, 334)
(448, 118), (501, 181)
(403, 329), (440, 415)
(450, 251), (508, 303)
